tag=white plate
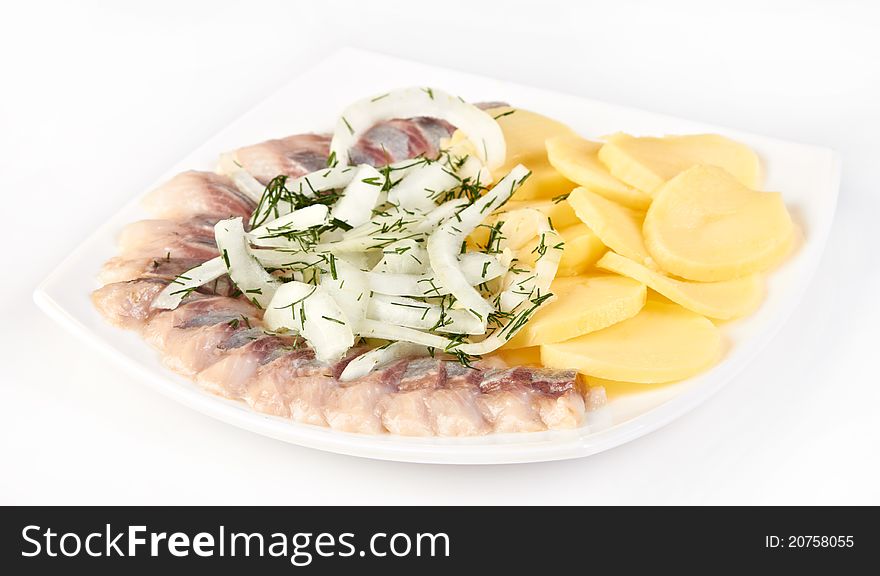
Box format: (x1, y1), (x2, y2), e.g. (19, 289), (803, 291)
(33, 48), (840, 464)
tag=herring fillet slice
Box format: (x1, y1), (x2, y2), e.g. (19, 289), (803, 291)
(330, 87), (507, 171)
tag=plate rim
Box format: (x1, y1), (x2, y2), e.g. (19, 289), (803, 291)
(33, 46), (842, 465)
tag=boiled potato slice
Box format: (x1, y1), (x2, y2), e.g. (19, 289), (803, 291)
(492, 346), (542, 367)
(644, 165), (794, 281)
(598, 133), (761, 195)
(546, 135), (651, 209)
(541, 298), (721, 383)
(517, 223), (606, 276)
(486, 106), (575, 168)
(448, 107), (577, 199)
(586, 376), (661, 396)
(597, 251), (763, 319)
(512, 164), (577, 200)
(567, 187), (653, 266)
(504, 275), (646, 349)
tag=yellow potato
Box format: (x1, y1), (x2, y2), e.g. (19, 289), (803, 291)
(512, 164), (577, 200)
(492, 346), (542, 367)
(517, 223), (606, 276)
(644, 165), (794, 281)
(448, 107), (577, 200)
(597, 133), (762, 195)
(567, 187), (653, 266)
(585, 375), (670, 396)
(597, 251), (763, 319)
(546, 135), (651, 209)
(486, 106), (575, 169)
(541, 297), (721, 383)
(504, 275), (646, 349)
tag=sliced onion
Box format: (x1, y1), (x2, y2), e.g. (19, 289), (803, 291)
(367, 294), (486, 334)
(461, 230), (564, 355)
(214, 217), (279, 309)
(364, 253), (505, 297)
(217, 153), (265, 201)
(151, 205), (325, 310)
(251, 249), (324, 270)
(458, 252), (508, 283)
(317, 232), (427, 255)
(253, 204), (328, 235)
(331, 206), (423, 245)
(339, 342), (429, 382)
(453, 154), (489, 183)
(414, 198), (469, 233)
(494, 207), (555, 250)
(288, 166), (357, 196)
(152, 257), (226, 310)
(320, 258), (369, 331)
(373, 239), (428, 274)
(263, 281), (314, 333)
(358, 231), (562, 357)
(250, 166), (358, 224)
(264, 281), (354, 362)
(389, 162), (459, 212)
(426, 165), (530, 318)
(359, 319), (450, 350)
(330, 165), (384, 228)
(247, 204), (329, 248)
(330, 87), (506, 171)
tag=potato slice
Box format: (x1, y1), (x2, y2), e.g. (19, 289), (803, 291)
(567, 187), (653, 266)
(644, 165), (794, 281)
(541, 298), (721, 383)
(492, 346), (542, 367)
(512, 164), (577, 201)
(597, 133), (761, 196)
(597, 251), (763, 319)
(586, 376), (659, 396)
(486, 106), (575, 168)
(546, 135), (651, 209)
(517, 223), (606, 276)
(504, 274), (646, 349)
(448, 107), (577, 199)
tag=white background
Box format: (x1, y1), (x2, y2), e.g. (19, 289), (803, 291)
(2, 0), (878, 504)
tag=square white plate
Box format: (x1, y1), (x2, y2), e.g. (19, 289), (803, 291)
(34, 48), (840, 464)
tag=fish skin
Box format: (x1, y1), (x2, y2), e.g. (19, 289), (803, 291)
(117, 217), (219, 261)
(349, 117), (456, 166)
(143, 170), (255, 220)
(233, 134), (331, 185)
